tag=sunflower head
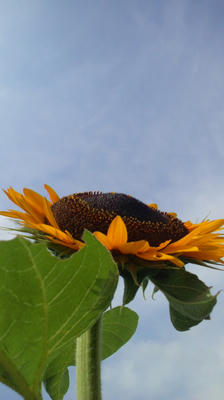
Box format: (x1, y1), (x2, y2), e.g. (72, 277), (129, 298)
(0, 185), (224, 277)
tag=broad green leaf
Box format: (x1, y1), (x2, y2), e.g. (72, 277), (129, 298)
(44, 357), (70, 400)
(169, 305), (203, 331)
(44, 306), (139, 400)
(101, 306), (139, 360)
(0, 231), (118, 400)
(147, 268), (217, 331)
(124, 257), (218, 331)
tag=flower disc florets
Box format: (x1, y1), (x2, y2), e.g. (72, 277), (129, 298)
(51, 192), (188, 246)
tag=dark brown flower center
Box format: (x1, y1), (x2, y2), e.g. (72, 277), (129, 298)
(51, 192), (188, 246)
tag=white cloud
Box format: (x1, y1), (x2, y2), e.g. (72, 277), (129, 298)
(0, 216), (16, 241)
(102, 315), (224, 400)
(1, 1), (224, 400)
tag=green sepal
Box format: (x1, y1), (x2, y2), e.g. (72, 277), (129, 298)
(121, 269), (140, 305)
(119, 256), (174, 305)
(141, 278), (149, 300)
(152, 285), (159, 299)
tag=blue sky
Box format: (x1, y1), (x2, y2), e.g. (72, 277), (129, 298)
(1, 1), (224, 399)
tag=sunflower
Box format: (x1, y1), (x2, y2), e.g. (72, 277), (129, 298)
(1, 185), (224, 270)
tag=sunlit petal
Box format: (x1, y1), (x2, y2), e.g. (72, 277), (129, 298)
(148, 203), (158, 209)
(42, 198), (59, 228)
(44, 184), (60, 204)
(119, 240), (149, 254)
(94, 231), (112, 250)
(107, 216), (128, 247)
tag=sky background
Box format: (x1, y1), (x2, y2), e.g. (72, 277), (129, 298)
(0, 0), (224, 399)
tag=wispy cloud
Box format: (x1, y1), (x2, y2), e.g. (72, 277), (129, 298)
(1, 1), (224, 399)
(103, 309), (224, 400)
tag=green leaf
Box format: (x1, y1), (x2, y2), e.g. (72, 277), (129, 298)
(146, 268), (217, 331)
(44, 354), (70, 400)
(101, 306), (139, 360)
(44, 306), (138, 399)
(0, 232), (118, 400)
(169, 305), (202, 331)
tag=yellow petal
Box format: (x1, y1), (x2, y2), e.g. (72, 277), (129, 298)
(148, 203), (158, 209)
(156, 253), (185, 267)
(42, 198), (59, 228)
(4, 187), (24, 209)
(0, 210), (27, 220)
(156, 240), (171, 250)
(119, 240), (150, 254)
(44, 184), (60, 204)
(93, 231), (112, 250)
(23, 188), (52, 214)
(184, 221), (199, 231)
(198, 219), (224, 234)
(136, 247), (185, 267)
(168, 212), (177, 218)
(19, 196), (44, 223)
(107, 216), (128, 247)
(2, 188), (42, 224)
(47, 237), (83, 250)
(164, 245), (200, 255)
(31, 223), (83, 248)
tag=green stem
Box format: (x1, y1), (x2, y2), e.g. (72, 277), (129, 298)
(76, 315), (103, 400)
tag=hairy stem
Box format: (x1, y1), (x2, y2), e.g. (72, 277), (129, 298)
(76, 315), (103, 400)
